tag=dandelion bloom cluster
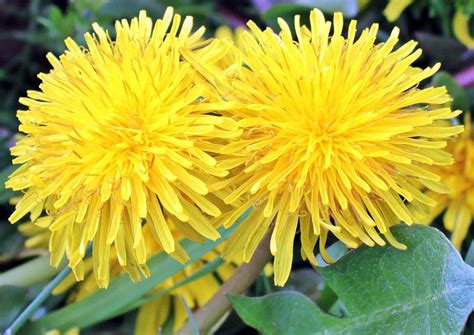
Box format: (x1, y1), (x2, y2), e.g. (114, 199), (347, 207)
(217, 9), (463, 285)
(419, 117), (474, 249)
(6, 5), (466, 292)
(6, 8), (239, 287)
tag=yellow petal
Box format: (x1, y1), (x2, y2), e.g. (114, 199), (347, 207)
(453, 11), (474, 48)
(384, 0), (413, 22)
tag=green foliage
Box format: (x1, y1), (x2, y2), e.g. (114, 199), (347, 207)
(36, 1), (115, 53)
(0, 165), (17, 204)
(0, 256), (59, 287)
(0, 286), (31, 331)
(23, 225), (237, 334)
(428, 0), (453, 35)
(433, 71), (471, 112)
(262, 0), (359, 29)
(466, 241), (474, 267)
(230, 225), (474, 334)
(262, 4), (313, 30)
(0, 223), (25, 264)
(456, 0), (474, 15)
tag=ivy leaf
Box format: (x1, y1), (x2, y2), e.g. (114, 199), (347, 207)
(230, 225), (474, 334)
(229, 291), (341, 334)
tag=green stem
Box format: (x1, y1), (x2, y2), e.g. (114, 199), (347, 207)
(319, 284), (338, 312)
(180, 295), (200, 335)
(4, 265), (72, 335)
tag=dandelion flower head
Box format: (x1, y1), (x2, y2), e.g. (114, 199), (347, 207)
(6, 8), (240, 287)
(217, 9), (464, 285)
(418, 115), (474, 249)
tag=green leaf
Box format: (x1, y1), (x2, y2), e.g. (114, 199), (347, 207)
(262, 0), (359, 29)
(468, 86), (474, 109)
(161, 314), (175, 335)
(456, 0), (474, 15)
(229, 291), (339, 334)
(262, 4), (313, 30)
(230, 225), (474, 334)
(279, 269), (323, 301)
(465, 240), (474, 267)
(0, 165), (17, 204)
(0, 286), (31, 332)
(432, 71), (471, 112)
(24, 224), (240, 334)
(110, 257), (225, 318)
(429, 0), (452, 36)
(0, 256), (60, 287)
(0, 221), (25, 260)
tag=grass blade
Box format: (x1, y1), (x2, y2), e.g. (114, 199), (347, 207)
(24, 224), (239, 334)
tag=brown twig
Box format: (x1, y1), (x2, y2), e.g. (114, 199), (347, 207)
(178, 229), (273, 334)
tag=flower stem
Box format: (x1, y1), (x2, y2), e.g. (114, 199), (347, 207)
(177, 230), (273, 334)
(4, 264), (72, 335)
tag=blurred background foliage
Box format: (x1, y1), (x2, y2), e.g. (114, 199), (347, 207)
(1, 0), (473, 146)
(0, 0), (473, 334)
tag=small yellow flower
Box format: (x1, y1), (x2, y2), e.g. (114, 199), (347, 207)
(44, 328), (79, 335)
(453, 11), (474, 48)
(383, 0), (413, 22)
(6, 8), (239, 288)
(418, 116), (474, 249)
(358, 0), (370, 10)
(216, 9), (463, 286)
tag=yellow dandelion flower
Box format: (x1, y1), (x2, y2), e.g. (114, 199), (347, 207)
(418, 115), (474, 249)
(216, 9), (463, 286)
(19, 222), (237, 334)
(6, 8), (240, 288)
